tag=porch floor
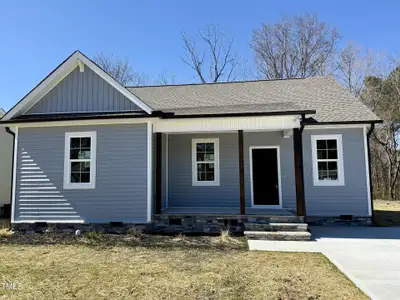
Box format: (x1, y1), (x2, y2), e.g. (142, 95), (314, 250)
(161, 207), (295, 216)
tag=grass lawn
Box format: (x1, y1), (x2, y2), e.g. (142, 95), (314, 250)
(0, 233), (366, 300)
(374, 200), (400, 226)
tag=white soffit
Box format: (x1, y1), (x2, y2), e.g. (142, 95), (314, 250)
(153, 115), (301, 133)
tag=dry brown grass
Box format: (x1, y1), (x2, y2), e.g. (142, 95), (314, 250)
(375, 200), (400, 211)
(0, 228), (13, 237)
(212, 228), (242, 247)
(374, 200), (400, 226)
(0, 237), (366, 300)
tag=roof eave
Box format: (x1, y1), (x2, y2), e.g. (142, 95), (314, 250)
(0, 114), (158, 125)
(160, 110), (316, 119)
(304, 120), (383, 125)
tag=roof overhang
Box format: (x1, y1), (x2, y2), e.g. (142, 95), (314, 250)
(1, 51), (154, 121)
(160, 109), (315, 119)
(153, 115), (302, 133)
(304, 120), (383, 125)
(0, 114), (302, 132)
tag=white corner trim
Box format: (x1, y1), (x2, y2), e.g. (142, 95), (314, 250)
(2, 51), (153, 121)
(63, 131), (97, 190)
(249, 146), (283, 209)
(11, 127), (18, 222)
(311, 134), (345, 186)
(165, 133), (169, 208)
(363, 125), (372, 216)
(191, 138), (220, 186)
(147, 122), (153, 222)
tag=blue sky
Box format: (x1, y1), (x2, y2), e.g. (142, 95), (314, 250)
(1, 0), (400, 111)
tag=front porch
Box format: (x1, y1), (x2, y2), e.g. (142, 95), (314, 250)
(153, 207), (308, 239)
(153, 116), (308, 219)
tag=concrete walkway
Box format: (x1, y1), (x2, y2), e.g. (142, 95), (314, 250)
(248, 226), (400, 300)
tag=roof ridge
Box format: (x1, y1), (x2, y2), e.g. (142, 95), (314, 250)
(125, 76), (329, 89)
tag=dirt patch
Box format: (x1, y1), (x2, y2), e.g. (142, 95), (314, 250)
(0, 231), (248, 251)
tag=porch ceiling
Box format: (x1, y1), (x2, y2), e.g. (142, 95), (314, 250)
(153, 115), (301, 133)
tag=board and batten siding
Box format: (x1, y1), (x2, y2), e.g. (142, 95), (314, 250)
(14, 124), (148, 223)
(25, 67), (141, 114)
(303, 128), (369, 216)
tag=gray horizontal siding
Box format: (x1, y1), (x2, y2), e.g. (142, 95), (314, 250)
(168, 133), (240, 207)
(15, 124), (148, 223)
(303, 128), (369, 216)
(26, 67), (141, 114)
(167, 132), (296, 209)
(166, 129), (369, 216)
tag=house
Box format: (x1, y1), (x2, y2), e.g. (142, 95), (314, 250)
(0, 51), (381, 239)
(0, 108), (13, 217)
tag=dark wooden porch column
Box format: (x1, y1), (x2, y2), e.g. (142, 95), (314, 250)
(293, 128), (306, 216)
(238, 130), (246, 214)
(155, 132), (162, 214)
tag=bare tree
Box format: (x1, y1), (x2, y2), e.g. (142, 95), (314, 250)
(251, 13), (340, 79)
(181, 25), (239, 83)
(362, 66), (400, 200)
(336, 42), (378, 97)
(93, 53), (148, 86)
(156, 70), (176, 85)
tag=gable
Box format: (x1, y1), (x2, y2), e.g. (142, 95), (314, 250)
(2, 51), (153, 121)
(25, 66), (141, 115)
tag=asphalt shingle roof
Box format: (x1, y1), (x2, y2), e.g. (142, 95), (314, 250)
(128, 76), (380, 123)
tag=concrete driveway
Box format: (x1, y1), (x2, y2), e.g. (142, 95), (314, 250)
(248, 226), (400, 300)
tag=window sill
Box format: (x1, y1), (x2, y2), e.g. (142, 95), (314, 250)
(313, 180), (344, 187)
(63, 183), (96, 190)
(192, 181), (220, 187)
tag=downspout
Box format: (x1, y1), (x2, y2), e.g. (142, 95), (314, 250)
(4, 127), (15, 221)
(367, 123), (375, 223)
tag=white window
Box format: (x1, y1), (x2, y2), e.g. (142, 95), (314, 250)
(63, 131), (97, 189)
(192, 138), (220, 186)
(311, 134), (345, 186)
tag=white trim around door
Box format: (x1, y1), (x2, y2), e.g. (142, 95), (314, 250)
(249, 146), (283, 209)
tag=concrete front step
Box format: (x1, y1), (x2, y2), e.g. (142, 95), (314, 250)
(244, 223), (308, 232)
(244, 231), (311, 241)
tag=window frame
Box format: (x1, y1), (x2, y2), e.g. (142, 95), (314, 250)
(191, 138), (220, 186)
(311, 134), (345, 186)
(63, 131), (97, 189)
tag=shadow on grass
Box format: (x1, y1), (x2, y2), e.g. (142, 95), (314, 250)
(0, 232), (248, 251)
(374, 210), (400, 227)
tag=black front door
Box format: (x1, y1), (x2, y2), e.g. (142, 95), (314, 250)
(251, 148), (279, 206)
